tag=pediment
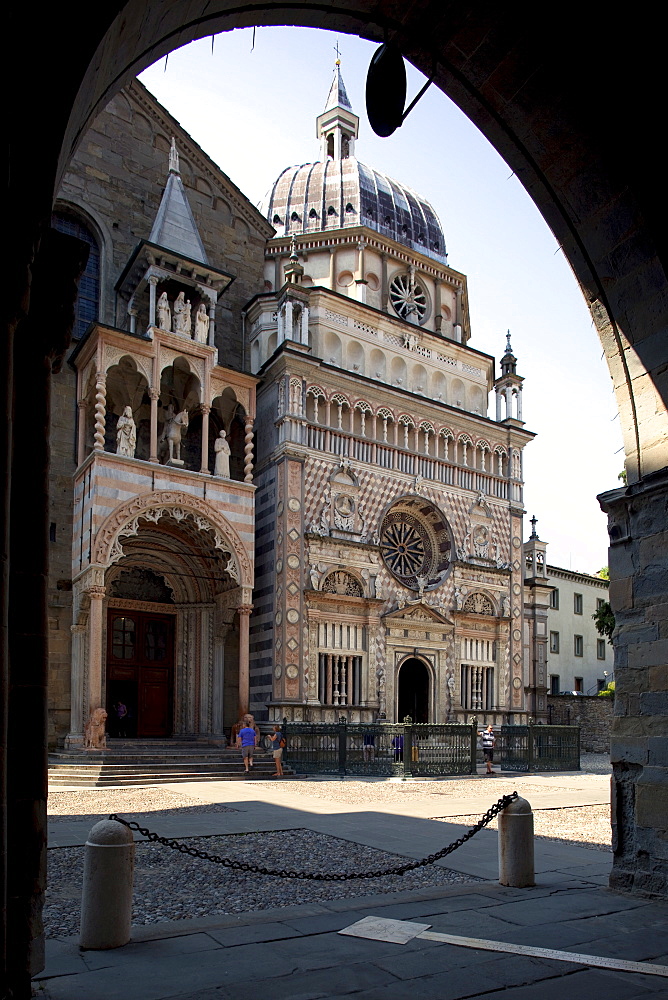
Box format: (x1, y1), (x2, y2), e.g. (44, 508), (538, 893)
(383, 601), (452, 626)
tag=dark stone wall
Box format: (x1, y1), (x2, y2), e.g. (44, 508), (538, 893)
(547, 695), (612, 753)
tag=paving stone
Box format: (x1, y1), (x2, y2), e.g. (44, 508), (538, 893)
(206, 921), (304, 946)
(80, 932), (223, 970)
(491, 967), (657, 998)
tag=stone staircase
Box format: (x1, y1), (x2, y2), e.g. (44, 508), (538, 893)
(48, 739), (296, 786)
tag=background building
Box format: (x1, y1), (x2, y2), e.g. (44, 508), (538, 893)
(546, 564), (610, 695)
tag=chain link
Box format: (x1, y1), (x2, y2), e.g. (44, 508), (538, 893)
(108, 791), (517, 882)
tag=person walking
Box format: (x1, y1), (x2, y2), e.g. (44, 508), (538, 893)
(479, 724), (496, 775)
(237, 719), (258, 773)
(268, 725), (284, 777)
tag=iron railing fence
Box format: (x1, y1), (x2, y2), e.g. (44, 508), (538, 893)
(282, 718), (580, 777)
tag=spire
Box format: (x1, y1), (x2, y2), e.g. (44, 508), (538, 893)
(149, 137), (208, 264)
(501, 328), (517, 375)
(324, 61), (352, 112)
(316, 54), (359, 161)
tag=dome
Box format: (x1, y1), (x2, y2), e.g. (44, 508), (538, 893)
(260, 62), (447, 264)
(262, 157), (447, 263)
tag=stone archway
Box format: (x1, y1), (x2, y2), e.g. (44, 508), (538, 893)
(5, 4), (668, 993)
(397, 657), (431, 724)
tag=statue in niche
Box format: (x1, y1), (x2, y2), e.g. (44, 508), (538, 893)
(83, 707), (108, 750)
(213, 428), (231, 478)
(173, 291), (192, 336)
(194, 302), (210, 343)
(160, 403), (189, 464)
(157, 292), (171, 331)
(116, 405), (137, 458)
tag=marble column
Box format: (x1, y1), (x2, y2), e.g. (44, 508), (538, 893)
(200, 404), (210, 474)
(87, 586), (105, 714)
(148, 275), (158, 331)
(236, 604), (253, 720)
(149, 388), (160, 463)
(77, 399), (87, 466)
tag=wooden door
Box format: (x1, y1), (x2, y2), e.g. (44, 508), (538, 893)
(107, 610), (174, 737)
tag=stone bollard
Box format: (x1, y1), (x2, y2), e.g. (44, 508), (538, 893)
(498, 795), (535, 887)
(80, 819), (135, 949)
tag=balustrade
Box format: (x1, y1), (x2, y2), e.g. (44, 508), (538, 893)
(303, 418), (517, 499)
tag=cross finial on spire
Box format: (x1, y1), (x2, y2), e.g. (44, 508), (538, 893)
(334, 40), (341, 65)
(290, 234), (298, 261)
(530, 515), (539, 539)
(505, 329), (512, 353)
(169, 137), (180, 174)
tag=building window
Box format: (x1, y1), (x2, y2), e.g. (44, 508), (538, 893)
(574, 635), (583, 657)
(549, 631), (560, 653)
(597, 639), (606, 660)
(574, 677), (583, 692)
(550, 675), (560, 695)
(574, 593), (583, 614)
(52, 212), (101, 339)
(550, 588), (559, 609)
(597, 598), (605, 610)
(460, 664), (495, 711)
(597, 678), (606, 692)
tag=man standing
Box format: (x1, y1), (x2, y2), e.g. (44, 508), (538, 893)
(480, 724), (496, 775)
(237, 719), (258, 774)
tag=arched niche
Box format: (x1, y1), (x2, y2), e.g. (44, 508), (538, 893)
(346, 339), (365, 375)
(390, 355), (407, 388)
(158, 357), (201, 470)
(105, 355), (150, 460)
(432, 371), (447, 403)
(211, 386), (247, 481)
(370, 348), (386, 382)
(323, 330), (342, 367)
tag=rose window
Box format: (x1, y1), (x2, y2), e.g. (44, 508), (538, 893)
(379, 497), (452, 591)
(389, 272), (428, 323)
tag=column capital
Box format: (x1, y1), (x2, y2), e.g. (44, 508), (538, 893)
(87, 585), (106, 599)
(149, 387), (160, 400)
(237, 604), (253, 617)
(200, 403), (211, 416)
(148, 274), (159, 286)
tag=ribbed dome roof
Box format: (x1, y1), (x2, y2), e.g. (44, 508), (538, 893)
(262, 157), (447, 263)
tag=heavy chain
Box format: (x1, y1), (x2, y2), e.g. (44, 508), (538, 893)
(109, 791), (517, 882)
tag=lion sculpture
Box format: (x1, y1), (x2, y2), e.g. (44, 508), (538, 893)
(83, 707), (108, 750)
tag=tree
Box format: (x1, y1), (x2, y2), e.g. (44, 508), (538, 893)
(592, 600), (615, 644)
(597, 566), (610, 580)
(598, 680), (615, 698)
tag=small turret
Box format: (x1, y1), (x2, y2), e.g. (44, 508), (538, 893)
(316, 58), (359, 161)
(494, 330), (524, 422)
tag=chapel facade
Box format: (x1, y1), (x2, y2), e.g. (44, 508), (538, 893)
(47, 64), (537, 747)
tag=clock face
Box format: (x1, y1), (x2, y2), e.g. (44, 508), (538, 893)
(379, 497), (452, 591)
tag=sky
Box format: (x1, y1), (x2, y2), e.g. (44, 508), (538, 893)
(139, 26), (624, 575)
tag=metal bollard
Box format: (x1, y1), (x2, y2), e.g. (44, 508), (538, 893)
(498, 795), (535, 887)
(80, 819), (135, 949)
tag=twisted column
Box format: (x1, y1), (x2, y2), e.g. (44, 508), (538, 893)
(93, 374), (106, 451)
(244, 417), (254, 482)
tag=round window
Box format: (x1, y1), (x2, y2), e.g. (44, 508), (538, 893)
(379, 496), (452, 590)
(390, 272), (428, 323)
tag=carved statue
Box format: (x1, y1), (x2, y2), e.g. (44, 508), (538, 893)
(213, 428), (231, 478)
(194, 302), (210, 343)
(83, 707), (108, 750)
(173, 291), (192, 336)
(116, 405), (136, 458)
(160, 404), (189, 463)
(454, 585), (464, 610)
(157, 291), (171, 331)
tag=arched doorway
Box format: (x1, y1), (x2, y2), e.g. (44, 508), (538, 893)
(397, 657), (430, 724)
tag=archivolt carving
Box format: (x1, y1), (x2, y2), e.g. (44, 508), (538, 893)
(104, 346), (152, 388)
(463, 593), (495, 616)
(92, 490), (252, 586)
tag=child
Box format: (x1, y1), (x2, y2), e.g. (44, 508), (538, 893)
(268, 724), (284, 777)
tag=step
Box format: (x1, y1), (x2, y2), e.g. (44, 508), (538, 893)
(48, 770), (297, 786)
